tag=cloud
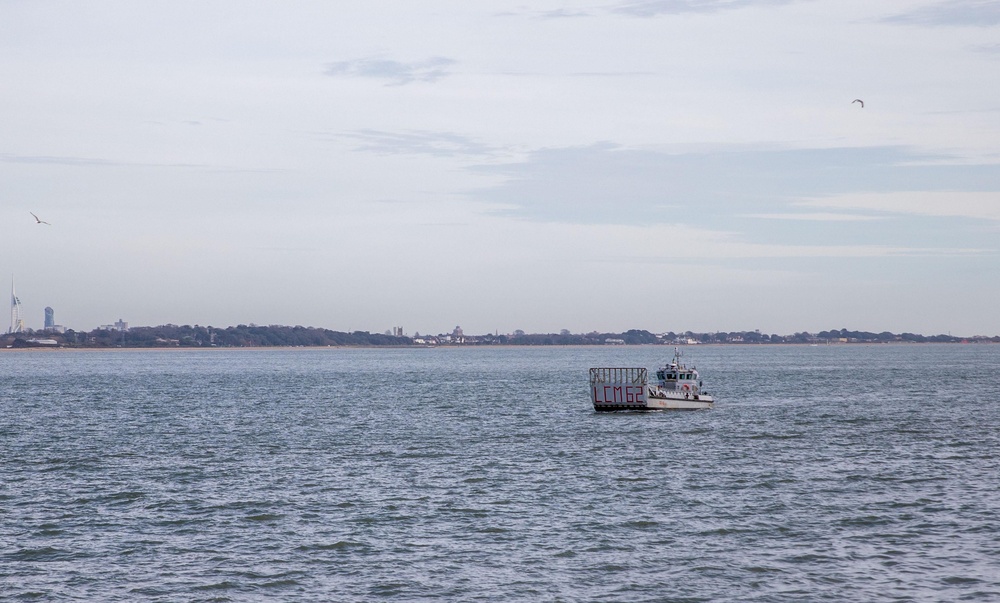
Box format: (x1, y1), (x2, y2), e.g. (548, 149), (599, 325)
(727, 243), (985, 258)
(540, 221), (985, 261)
(469, 143), (1000, 226)
(800, 191), (1000, 222)
(741, 212), (884, 222)
(612, 0), (800, 17)
(324, 57), (456, 85)
(540, 8), (593, 18)
(0, 153), (120, 167)
(881, 0), (1000, 27)
(0, 152), (280, 173)
(331, 129), (502, 158)
(463, 144), (1000, 258)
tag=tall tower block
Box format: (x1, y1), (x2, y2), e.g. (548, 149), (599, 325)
(9, 277), (25, 333)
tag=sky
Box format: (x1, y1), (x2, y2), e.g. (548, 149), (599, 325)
(2, 0), (999, 336)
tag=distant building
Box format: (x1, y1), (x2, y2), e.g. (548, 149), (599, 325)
(43, 306), (65, 333)
(99, 319), (129, 332)
(9, 278), (24, 333)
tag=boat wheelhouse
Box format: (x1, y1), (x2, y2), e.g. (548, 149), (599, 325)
(654, 349), (705, 397)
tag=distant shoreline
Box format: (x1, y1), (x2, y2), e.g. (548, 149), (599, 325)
(5, 325), (994, 348)
(3, 341), (995, 352)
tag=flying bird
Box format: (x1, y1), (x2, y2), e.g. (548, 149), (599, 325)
(852, 99), (864, 108)
(30, 212), (51, 225)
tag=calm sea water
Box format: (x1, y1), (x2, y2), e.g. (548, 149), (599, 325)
(1, 344), (998, 602)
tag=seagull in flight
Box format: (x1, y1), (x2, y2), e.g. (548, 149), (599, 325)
(852, 99), (864, 108)
(30, 212), (51, 225)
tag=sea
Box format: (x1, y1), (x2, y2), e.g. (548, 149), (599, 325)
(1, 344), (998, 602)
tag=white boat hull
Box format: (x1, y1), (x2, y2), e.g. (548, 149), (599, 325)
(644, 389), (714, 410)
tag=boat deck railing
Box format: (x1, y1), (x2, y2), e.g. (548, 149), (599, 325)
(589, 367), (647, 386)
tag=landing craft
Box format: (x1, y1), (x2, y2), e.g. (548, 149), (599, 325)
(590, 348), (714, 411)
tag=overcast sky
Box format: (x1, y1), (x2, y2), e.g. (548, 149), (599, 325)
(3, 0), (999, 336)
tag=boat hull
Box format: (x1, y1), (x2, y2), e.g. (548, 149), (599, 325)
(643, 395), (714, 410)
(594, 390), (714, 411)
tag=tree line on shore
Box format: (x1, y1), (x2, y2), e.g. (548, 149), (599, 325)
(3, 324), (997, 348)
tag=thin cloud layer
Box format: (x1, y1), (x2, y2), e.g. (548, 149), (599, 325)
(334, 129), (501, 158)
(0, 153), (120, 167)
(324, 57), (456, 85)
(540, 8), (593, 18)
(0, 152), (248, 171)
(465, 143), (1000, 263)
(801, 191), (1000, 222)
(882, 0), (1000, 27)
(742, 212), (884, 222)
(613, 0), (800, 17)
(472, 144), (1000, 225)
